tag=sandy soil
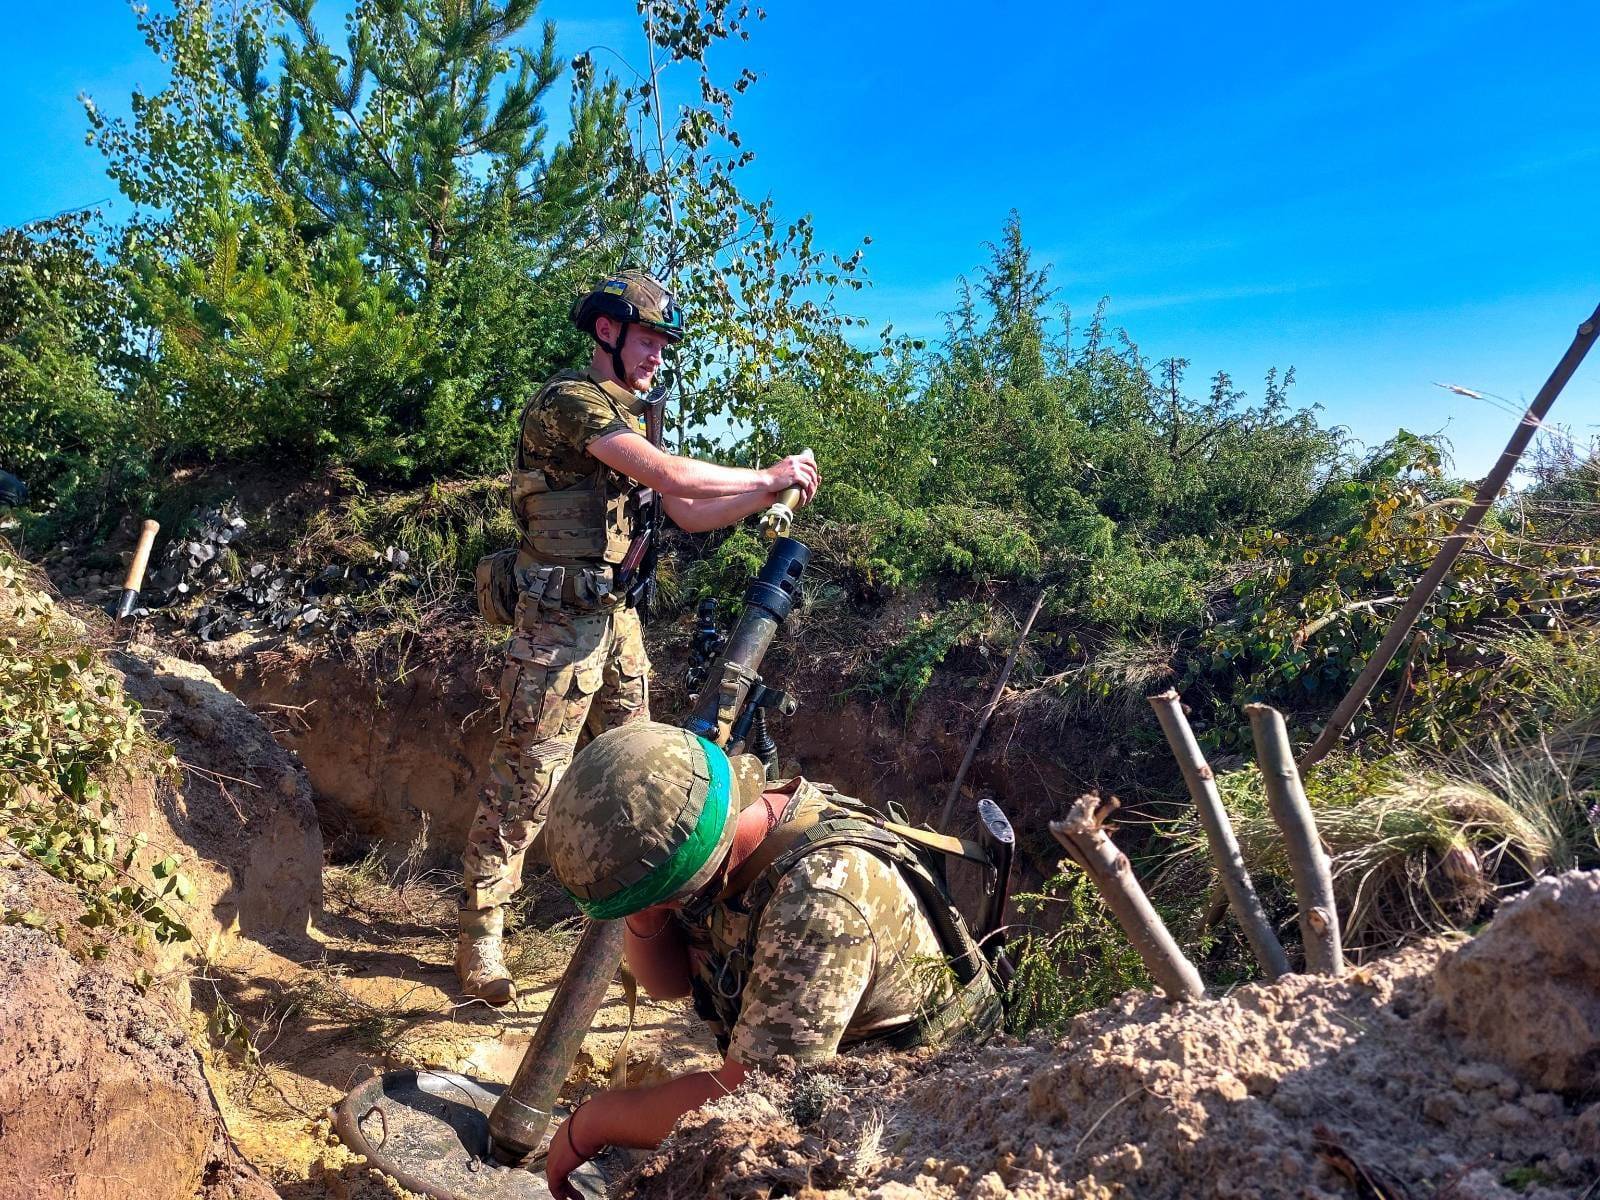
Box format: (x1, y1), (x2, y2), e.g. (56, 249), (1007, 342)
(194, 865), (718, 1200)
(618, 872), (1600, 1200)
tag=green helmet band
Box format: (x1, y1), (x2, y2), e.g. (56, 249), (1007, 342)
(569, 735), (732, 920)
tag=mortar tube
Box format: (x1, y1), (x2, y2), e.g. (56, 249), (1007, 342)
(684, 536), (809, 742)
(487, 534), (810, 1164)
(486, 916), (627, 1163)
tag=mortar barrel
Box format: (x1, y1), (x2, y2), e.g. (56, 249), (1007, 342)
(486, 917), (627, 1163)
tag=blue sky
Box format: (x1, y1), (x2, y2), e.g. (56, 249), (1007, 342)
(4, 1), (1597, 476)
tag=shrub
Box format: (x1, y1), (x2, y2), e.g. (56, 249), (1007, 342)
(855, 601), (988, 713)
(0, 543), (192, 946)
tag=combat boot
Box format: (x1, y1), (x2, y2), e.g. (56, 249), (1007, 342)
(456, 907), (515, 1006)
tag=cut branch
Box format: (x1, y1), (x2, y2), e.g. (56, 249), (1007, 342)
(1246, 705), (1343, 976)
(1049, 794), (1205, 1002)
(1149, 691), (1290, 980)
(940, 588), (1047, 831)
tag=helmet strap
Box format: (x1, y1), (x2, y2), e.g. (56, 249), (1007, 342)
(596, 321), (631, 387)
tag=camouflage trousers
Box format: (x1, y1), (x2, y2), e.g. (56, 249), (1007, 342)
(461, 602), (649, 914)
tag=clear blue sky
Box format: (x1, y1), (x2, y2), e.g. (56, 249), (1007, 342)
(4, 1), (1597, 477)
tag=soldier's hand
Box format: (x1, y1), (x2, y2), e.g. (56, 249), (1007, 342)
(764, 451), (820, 506)
(545, 1110), (593, 1200)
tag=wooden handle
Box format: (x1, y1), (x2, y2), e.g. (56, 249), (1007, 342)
(122, 519), (160, 594)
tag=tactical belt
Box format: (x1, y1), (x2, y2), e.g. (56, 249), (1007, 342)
(516, 557), (630, 613)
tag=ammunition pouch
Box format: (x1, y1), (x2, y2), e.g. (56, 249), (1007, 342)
(474, 548), (520, 627)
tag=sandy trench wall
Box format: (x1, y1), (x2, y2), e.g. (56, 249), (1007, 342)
(202, 632), (1089, 896)
(203, 639), (503, 859)
(112, 645), (324, 965)
(0, 863), (278, 1200)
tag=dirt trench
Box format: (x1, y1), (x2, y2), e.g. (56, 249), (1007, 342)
(20, 582), (1585, 1200)
(618, 872), (1600, 1200)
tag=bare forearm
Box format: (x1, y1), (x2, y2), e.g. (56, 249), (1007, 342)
(589, 432), (769, 499)
(657, 455), (772, 500)
(663, 488), (778, 534)
(547, 1058), (749, 1192)
(575, 1068), (739, 1151)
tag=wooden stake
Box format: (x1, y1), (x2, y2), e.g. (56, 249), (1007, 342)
(1149, 690), (1290, 980)
(939, 588), (1047, 831)
(1049, 793), (1205, 1002)
(1246, 705), (1344, 975)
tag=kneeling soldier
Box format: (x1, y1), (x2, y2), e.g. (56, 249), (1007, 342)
(539, 722), (1001, 1197)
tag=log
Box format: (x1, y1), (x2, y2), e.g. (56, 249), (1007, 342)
(1149, 690), (1291, 980)
(1049, 793), (1205, 1002)
(1246, 705), (1344, 975)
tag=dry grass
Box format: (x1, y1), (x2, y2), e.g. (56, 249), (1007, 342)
(1170, 727), (1598, 957)
(1018, 633), (1177, 728)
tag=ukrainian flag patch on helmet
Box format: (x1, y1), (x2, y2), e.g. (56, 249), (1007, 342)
(602, 278), (629, 295)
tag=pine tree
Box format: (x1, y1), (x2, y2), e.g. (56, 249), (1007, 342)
(258, 0), (633, 287)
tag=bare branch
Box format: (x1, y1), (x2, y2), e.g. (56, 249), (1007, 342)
(1149, 691), (1290, 980)
(1246, 705), (1343, 975)
(1049, 794), (1205, 1002)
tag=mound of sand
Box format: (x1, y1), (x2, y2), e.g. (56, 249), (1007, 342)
(620, 870), (1600, 1200)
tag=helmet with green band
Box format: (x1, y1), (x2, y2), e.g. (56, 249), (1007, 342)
(547, 722), (742, 919)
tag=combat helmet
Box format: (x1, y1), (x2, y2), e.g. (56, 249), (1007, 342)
(547, 722), (759, 920)
(572, 270), (684, 383)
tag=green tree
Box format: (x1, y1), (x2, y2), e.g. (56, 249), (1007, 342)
(259, 0), (633, 287)
(82, 0), (638, 478)
(0, 214), (145, 532)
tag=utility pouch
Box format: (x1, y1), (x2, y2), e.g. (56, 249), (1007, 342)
(570, 566), (618, 611)
(512, 564), (565, 633)
(473, 548), (519, 627)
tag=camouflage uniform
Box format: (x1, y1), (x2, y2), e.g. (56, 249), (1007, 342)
(461, 369), (653, 916)
(544, 722), (998, 1056)
(681, 778), (993, 1068)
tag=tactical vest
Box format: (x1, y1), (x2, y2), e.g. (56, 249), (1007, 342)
(685, 783), (1003, 1058)
(510, 371), (645, 568)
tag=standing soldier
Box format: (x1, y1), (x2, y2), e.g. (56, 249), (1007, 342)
(458, 271), (820, 1004)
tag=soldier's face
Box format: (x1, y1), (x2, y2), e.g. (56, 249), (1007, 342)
(619, 326), (670, 391)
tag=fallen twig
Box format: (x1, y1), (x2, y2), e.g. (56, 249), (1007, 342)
(940, 588), (1048, 831)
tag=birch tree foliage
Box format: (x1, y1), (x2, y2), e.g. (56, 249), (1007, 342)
(588, 0), (876, 458)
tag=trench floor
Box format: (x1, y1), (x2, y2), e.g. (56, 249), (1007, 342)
(195, 858), (718, 1200)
